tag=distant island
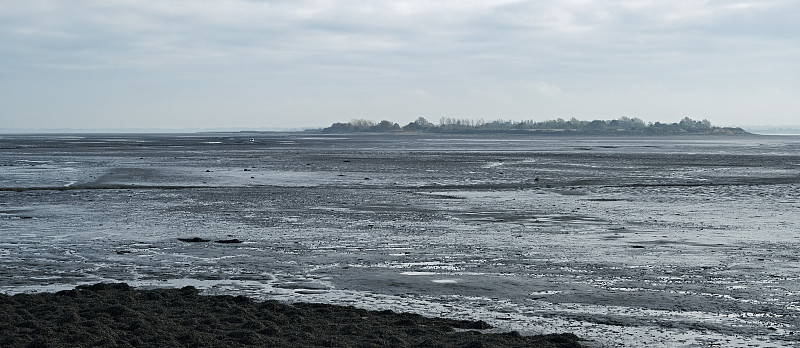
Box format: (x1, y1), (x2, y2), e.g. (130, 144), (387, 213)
(320, 117), (748, 135)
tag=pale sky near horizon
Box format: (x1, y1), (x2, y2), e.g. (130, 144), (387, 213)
(1, 0), (798, 130)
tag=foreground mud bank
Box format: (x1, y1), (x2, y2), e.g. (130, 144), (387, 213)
(0, 283), (585, 348)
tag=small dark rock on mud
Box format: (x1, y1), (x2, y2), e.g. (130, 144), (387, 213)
(215, 239), (243, 244)
(178, 237), (210, 243)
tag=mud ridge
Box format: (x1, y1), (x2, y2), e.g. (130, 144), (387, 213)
(0, 185), (210, 192)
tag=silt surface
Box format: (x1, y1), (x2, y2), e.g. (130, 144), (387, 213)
(1, 133), (799, 347)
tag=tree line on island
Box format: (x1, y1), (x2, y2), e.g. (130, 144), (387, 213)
(321, 117), (747, 135)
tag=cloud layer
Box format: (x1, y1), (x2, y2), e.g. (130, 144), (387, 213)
(2, 0), (798, 129)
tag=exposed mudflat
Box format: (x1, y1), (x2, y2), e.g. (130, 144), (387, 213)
(1, 133), (799, 347)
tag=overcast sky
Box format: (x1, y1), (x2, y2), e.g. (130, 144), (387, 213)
(2, 0), (798, 130)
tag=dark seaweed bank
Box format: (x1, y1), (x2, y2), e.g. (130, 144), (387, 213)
(0, 283), (586, 348)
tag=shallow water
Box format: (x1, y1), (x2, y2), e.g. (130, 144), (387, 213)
(1, 133), (799, 347)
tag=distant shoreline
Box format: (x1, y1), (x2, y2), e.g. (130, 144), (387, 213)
(8, 128), (800, 137)
(319, 117), (750, 136)
(311, 128), (753, 136)
(741, 127), (800, 135)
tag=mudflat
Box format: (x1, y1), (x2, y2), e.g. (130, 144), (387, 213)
(1, 133), (799, 347)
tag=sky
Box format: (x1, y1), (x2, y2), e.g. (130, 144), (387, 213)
(1, 0), (799, 130)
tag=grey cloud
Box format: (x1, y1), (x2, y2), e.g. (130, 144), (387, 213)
(1, 0), (798, 128)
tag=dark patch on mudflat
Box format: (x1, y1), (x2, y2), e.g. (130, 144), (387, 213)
(0, 283), (586, 348)
(178, 237), (210, 243)
(215, 238), (243, 244)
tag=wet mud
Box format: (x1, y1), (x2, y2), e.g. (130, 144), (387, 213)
(1, 133), (799, 347)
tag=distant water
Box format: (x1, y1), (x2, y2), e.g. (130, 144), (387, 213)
(1, 133), (799, 347)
